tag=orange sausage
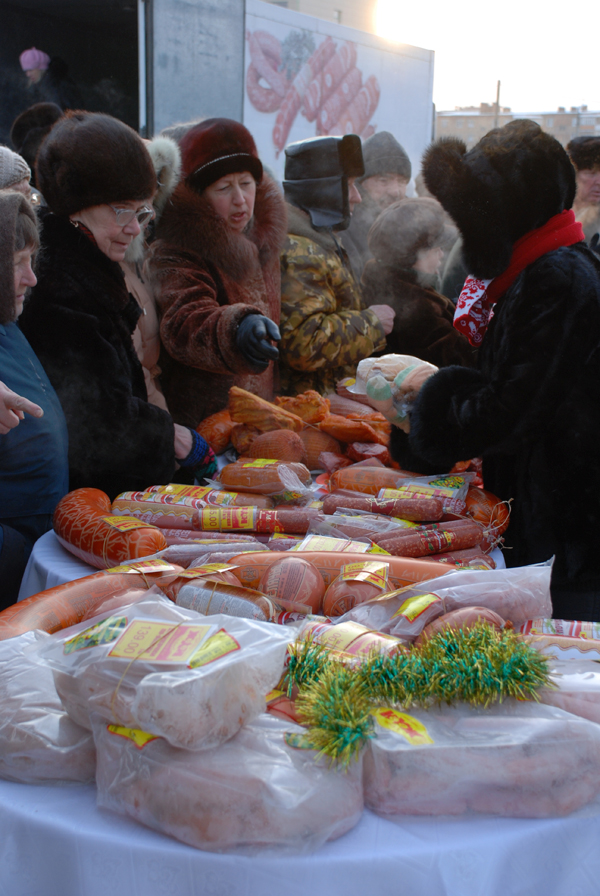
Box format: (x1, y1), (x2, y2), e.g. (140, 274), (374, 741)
(329, 467), (409, 495)
(230, 550), (449, 591)
(0, 566), (181, 641)
(54, 488), (167, 569)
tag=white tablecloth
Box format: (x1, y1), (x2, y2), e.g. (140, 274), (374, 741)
(17, 530), (95, 601)
(17, 530), (505, 602)
(0, 779), (599, 896)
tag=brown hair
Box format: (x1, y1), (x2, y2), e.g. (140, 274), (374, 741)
(0, 191), (39, 325)
(14, 204), (39, 253)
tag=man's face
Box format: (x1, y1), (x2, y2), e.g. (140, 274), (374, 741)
(576, 167), (600, 205)
(347, 177), (362, 216)
(361, 173), (409, 209)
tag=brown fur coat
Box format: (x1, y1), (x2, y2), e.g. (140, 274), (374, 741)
(150, 176), (287, 427)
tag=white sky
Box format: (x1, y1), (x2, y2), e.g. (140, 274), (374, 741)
(374, 0), (597, 113)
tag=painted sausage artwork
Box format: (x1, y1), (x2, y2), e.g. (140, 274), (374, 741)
(246, 29), (381, 155)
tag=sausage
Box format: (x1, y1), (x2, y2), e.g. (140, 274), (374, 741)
(373, 520), (484, 558)
(196, 506), (320, 535)
(319, 414), (385, 445)
(427, 546), (496, 569)
(330, 75), (380, 137)
(272, 36), (337, 153)
(246, 30), (288, 97)
(414, 606), (506, 646)
(329, 466), (410, 495)
(317, 67), (362, 132)
(145, 484), (274, 509)
(230, 550), (449, 591)
(218, 460), (311, 495)
(321, 494), (443, 521)
(54, 488), (167, 569)
(320, 42), (358, 106)
(0, 567), (181, 641)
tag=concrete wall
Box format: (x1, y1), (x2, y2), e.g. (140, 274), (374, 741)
(151, 0), (246, 134)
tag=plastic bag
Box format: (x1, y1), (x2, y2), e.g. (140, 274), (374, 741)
(540, 660), (600, 724)
(0, 631), (95, 784)
(349, 354), (438, 429)
(37, 591), (296, 750)
(216, 459), (312, 502)
(93, 712), (363, 855)
(340, 562), (553, 638)
(364, 700), (600, 818)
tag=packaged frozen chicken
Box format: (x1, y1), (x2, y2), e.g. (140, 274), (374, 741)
(93, 713), (363, 854)
(364, 700), (600, 818)
(0, 631), (95, 784)
(38, 592), (296, 750)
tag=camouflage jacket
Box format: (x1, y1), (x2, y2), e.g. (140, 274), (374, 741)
(279, 204), (386, 396)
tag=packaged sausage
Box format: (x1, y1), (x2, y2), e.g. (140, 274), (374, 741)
(329, 465), (411, 495)
(54, 488), (167, 568)
(323, 561), (390, 617)
(342, 563), (553, 638)
(93, 713), (363, 854)
(539, 660), (600, 724)
(0, 631), (95, 785)
(176, 580), (289, 622)
(377, 473), (474, 515)
(301, 617), (405, 662)
(259, 557), (325, 614)
(196, 408), (234, 454)
(373, 520), (484, 558)
(518, 618), (600, 661)
(247, 430), (308, 465)
(364, 701), (600, 817)
(218, 459), (312, 501)
(322, 493), (443, 521)
(414, 606), (506, 646)
(145, 483), (274, 509)
(38, 591), (296, 749)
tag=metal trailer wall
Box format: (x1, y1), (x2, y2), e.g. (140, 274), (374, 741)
(149, 0), (246, 135)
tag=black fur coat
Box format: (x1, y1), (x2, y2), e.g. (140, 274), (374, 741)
(392, 243), (600, 618)
(20, 213), (176, 499)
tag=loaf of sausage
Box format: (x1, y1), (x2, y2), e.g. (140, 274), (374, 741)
(373, 520), (484, 557)
(218, 459), (312, 496)
(322, 493), (443, 521)
(94, 713), (363, 854)
(364, 701), (600, 817)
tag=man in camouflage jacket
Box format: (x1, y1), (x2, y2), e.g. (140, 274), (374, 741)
(279, 203), (387, 395)
(279, 135), (392, 396)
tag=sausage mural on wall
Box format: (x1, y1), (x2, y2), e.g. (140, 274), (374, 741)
(243, 0), (435, 184)
(246, 29), (380, 155)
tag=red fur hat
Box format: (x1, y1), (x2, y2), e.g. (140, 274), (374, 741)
(180, 118), (263, 193)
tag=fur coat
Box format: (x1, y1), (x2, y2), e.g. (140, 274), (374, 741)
(361, 263), (476, 368)
(151, 176), (287, 427)
(19, 212), (176, 500)
(392, 121), (600, 619)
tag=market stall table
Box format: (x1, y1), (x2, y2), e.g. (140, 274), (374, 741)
(0, 778), (599, 896)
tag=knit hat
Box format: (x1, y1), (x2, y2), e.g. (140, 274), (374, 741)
(0, 191), (39, 325)
(567, 136), (600, 172)
(36, 111), (157, 217)
(0, 147), (31, 190)
(361, 131), (411, 182)
(19, 48), (50, 71)
(368, 197), (451, 269)
(180, 118), (263, 193)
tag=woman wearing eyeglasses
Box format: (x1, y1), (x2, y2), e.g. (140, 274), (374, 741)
(20, 112), (215, 499)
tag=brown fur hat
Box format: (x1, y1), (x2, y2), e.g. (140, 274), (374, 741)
(567, 136), (600, 172)
(422, 119), (576, 279)
(367, 197), (451, 268)
(36, 111), (156, 216)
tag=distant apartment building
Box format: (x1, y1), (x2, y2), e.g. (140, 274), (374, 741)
(262, 0), (377, 33)
(436, 104), (600, 148)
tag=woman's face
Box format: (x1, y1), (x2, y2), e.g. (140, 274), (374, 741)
(414, 245), (444, 276)
(13, 248), (37, 318)
(71, 198), (154, 263)
(203, 171), (256, 233)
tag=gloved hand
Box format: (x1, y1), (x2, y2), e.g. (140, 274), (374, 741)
(236, 314), (280, 370)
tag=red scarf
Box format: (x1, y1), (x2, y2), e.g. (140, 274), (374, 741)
(454, 209), (585, 346)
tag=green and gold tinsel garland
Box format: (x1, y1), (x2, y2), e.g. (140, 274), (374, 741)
(293, 622), (551, 766)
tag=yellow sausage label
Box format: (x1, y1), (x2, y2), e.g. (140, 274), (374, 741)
(109, 620), (212, 663)
(188, 630), (240, 668)
(102, 515), (153, 531)
(372, 708), (433, 745)
(392, 593), (442, 621)
(107, 725), (159, 749)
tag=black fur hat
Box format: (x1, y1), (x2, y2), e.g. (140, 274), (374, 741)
(567, 136), (600, 172)
(10, 102), (63, 179)
(36, 111), (156, 217)
(421, 119), (576, 279)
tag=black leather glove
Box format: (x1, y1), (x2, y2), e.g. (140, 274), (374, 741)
(236, 314), (280, 370)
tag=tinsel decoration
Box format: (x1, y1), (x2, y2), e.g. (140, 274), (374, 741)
(291, 622), (551, 765)
(294, 664), (373, 768)
(283, 636), (331, 697)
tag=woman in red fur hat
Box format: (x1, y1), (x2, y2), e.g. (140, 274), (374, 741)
(150, 118), (287, 428)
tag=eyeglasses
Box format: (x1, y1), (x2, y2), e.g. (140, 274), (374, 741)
(110, 205), (156, 227)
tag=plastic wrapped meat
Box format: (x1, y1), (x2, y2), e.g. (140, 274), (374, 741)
(0, 631), (95, 784)
(341, 562), (553, 639)
(93, 713), (363, 854)
(38, 593), (296, 750)
(540, 660), (600, 724)
(364, 700), (600, 818)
